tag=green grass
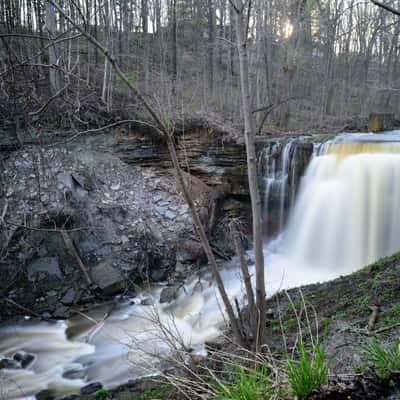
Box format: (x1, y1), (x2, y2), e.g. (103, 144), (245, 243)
(95, 388), (108, 400)
(138, 385), (170, 400)
(285, 341), (330, 399)
(360, 339), (400, 380)
(211, 362), (272, 400)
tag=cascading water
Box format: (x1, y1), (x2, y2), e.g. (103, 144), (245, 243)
(3, 132), (400, 400)
(262, 139), (297, 236)
(284, 138), (400, 272)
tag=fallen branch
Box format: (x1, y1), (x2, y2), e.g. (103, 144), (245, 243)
(0, 200), (8, 224)
(4, 298), (41, 318)
(373, 322), (400, 335)
(61, 230), (92, 285)
(29, 84), (69, 119)
(367, 305), (379, 332)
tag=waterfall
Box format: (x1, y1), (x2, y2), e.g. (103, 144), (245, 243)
(284, 140), (400, 272)
(263, 140), (297, 236)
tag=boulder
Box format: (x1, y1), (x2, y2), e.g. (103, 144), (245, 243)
(91, 261), (126, 296)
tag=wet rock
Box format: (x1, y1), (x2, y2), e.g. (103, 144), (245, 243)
(160, 286), (179, 303)
(63, 368), (87, 380)
(0, 358), (20, 369)
(80, 382), (103, 395)
(61, 288), (76, 305)
(36, 390), (54, 400)
(53, 305), (70, 319)
(91, 261), (126, 296)
(27, 257), (62, 280)
(47, 292), (59, 310)
(13, 351), (35, 368)
(141, 297), (154, 306)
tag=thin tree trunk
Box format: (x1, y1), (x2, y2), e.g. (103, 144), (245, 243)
(231, 0), (267, 352)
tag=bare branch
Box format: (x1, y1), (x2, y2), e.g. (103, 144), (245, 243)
(370, 0), (400, 16)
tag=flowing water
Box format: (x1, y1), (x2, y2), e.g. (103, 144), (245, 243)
(2, 132), (400, 399)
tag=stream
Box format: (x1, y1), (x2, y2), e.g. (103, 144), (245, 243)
(2, 131), (400, 399)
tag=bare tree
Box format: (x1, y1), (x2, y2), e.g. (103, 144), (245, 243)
(229, 0), (267, 352)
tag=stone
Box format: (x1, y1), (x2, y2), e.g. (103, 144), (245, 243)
(141, 297), (154, 306)
(13, 352), (35, 368)
(36, 390), (54, 400)
(80, 382), (103, 395)
(164, 210), (176, 220)
(91, 261), (126, 296)
(154, 206), (166, 216)
(160, 286), (179, 303)
(53, 305), (70, 319)
(27, 257), (62, 280)
(61, 288), (76, 305)
(63, 368), (87, 380)
(0, 358), (20, 369)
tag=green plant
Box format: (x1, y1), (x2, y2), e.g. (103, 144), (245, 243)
(360, 339), (400, 380)
(138, 385), (169, 400)
(212, 362), (272, 400)
(95, 388), (108, 400)
(285, 341), (330, 399)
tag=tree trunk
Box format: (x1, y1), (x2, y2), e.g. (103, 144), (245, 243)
(231, 0), (266, 351)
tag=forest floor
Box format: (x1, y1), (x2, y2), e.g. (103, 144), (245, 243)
(80, 252), (400, 400)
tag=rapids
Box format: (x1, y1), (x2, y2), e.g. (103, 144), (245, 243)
(2, 131), (400, 399)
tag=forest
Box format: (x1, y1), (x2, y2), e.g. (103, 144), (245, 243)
(2, 1), (400, 400)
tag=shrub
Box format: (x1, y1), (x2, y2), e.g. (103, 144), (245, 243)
(285, 341), (330, 399)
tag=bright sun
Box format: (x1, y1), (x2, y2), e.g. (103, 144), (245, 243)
(283, 21), (294, 38)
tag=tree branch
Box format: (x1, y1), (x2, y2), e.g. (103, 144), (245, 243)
(371, 0), (400, 16)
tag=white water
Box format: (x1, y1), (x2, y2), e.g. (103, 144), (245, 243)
(2, 132), (400, 399)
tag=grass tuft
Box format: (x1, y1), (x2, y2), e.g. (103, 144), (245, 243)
(212, 362), (272, 400)
(360, 339), (400, 380)
(285, 341), (330, 399)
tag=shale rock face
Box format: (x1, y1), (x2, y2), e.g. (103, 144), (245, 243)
(0, 125), (255, 321)
(0, 147), (195, 320)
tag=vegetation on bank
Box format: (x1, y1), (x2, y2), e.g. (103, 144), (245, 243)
(130, 253), (400, 400)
